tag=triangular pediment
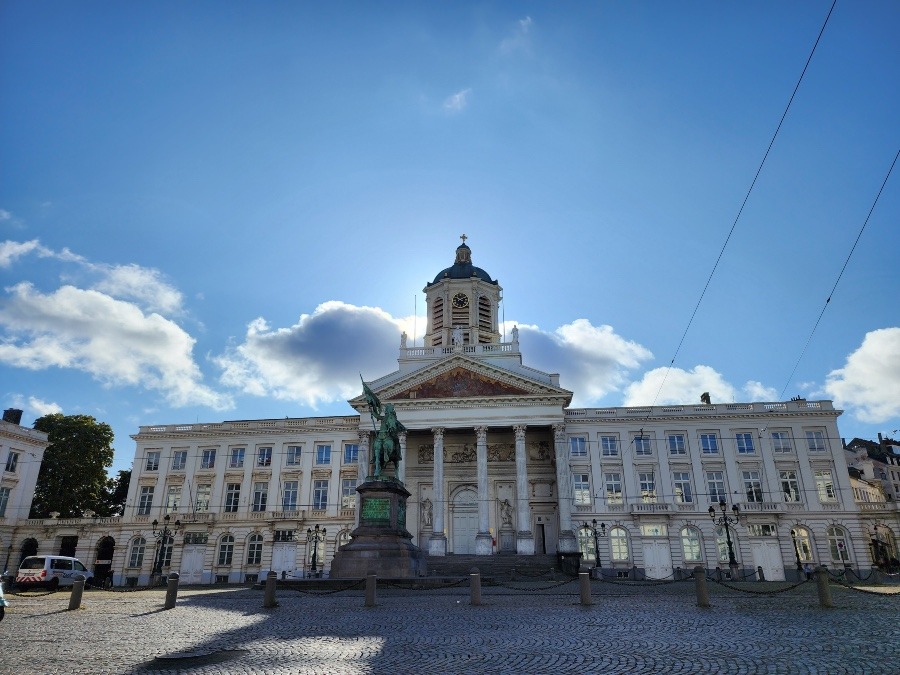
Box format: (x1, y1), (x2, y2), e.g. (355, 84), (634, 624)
(388, 366), (531, 400)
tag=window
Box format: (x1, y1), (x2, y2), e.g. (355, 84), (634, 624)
(634, 435), (652, 456)
(195, 484), (211, 512)
(160, 535), (174, 568)
(610, 527), (629, 561)
(172, 450), (187, 471)
(257, 447), (272, 467)
(742, 470), (763, 502)
(316, 444), (331, 465)
(815, 470), (836, 502)
(735, 433), (755, 454)
(827, 526), (850, 564)
(673, 472), (693, 503)
(605, 473), (623, 505)
(274, 530), (294, 542)
(225, 483), (241, 512)
(165, 485), (181, 514)
(681, 527), (702, 561)
(0, 486), (10, 517)
(578, 526), (596, 563)
(600, 436), (619, 457)
(747, 524), (777, 536)
(184, 532), (208, 545)
(4, 451), (19, 473)
(128, 537), (146, 568)
(247, 534), (263, 566)
(229, 448), (245, 468)
(282, 481), (298, 510)
(313, 479), (328, 510)
(700, 433), (719, 454)
(639, 524), (667, 537)
(569, 437), (587, 457)
(344, 443), (359, 464)
(573, 473), (591, 505)
(341, 478), (357, 509)
(201, 449), (216, 469)
(716, 526), (736, 563)
(252, 482), (268, 512)
(217, 535), (235, 566)
(771, 431), (792, 453)
(138, 486), (154, 515)
(667, 434), (686, 456)
(145, 451), (160, 471)
(286, 445), (302, 466)
(780, 470), (801, 502)
(638, 471), (656, 502)
(791, 526), (813, 561)
(706, 471), (726, 503)
(806, 430), (827, 452)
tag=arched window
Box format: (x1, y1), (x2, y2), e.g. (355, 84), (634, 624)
(217, 535), (235, 566)
(715, 526), (739, 564)
(246, 533), (263, 566)
(128, 537), (147, 568)
(159, 535), (174, 568)
(336, 528), (351, 552)
(680, 526), (702, 562)
(610, 526), (629, 562)
(578, 525), (596, 563)
(827, 526), (851, 564)
(19, 537), (38, 565)
(790, 526), (814, 562)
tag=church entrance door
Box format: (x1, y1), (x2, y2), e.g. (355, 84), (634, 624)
(451, 488), (478, 554)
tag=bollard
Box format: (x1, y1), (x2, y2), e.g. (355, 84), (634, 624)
(757, 566), (766, 582)
(510, 567), (516, 582)
(68, 574), (86, 611)
(815, 566), (833, 608)
(163, 572), (180, 610)
(548, 567), (555, 581)
(263, 570), (278, 608)
(365, 573), (377, 607)
(470, 567), (481, 606)
(579, 571), (592, 606)
(694, 566), (710, 608)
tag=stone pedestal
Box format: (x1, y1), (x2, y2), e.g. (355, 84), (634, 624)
(515, 530), (535, 555)
(330, 478), (427, 579)
(475, 532), (493, 556)
(499, 527), (516, 553)
(428, 533), (447, 556)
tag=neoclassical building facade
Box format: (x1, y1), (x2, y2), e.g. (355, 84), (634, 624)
(4, 241), (897, 584)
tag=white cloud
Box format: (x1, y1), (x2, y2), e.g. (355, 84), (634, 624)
(623, 365), (737, 407)
(499, 16), (533, 55)
(91, 263), (184, 315)
(27, 396), (63, 417)
(0, 282), (230, 410)
(825, 327), (900, 423)
(0, 210), (11, 222)
(743, 380), (779, 402)
(0, 240), (50, 267)
(443, 88), (472, 113)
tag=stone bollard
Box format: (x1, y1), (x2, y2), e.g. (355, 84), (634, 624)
(815, 566), (833, 609)
(757, 566), (766, 582)
(548, 567), (555, 581)
(365, 573), (377, 608)
(579, 571), (592, 606)
(510, 567), (516, 582)
(470, 567), (481, 606)
(263, 570), (278, 608)
(68, 574), (86, 611)
(163, 572), (180, 610)
(694, 566), (710, 608)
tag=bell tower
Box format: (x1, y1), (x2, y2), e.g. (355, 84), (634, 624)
(423, 236), (502, 347)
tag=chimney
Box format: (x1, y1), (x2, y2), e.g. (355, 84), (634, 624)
(2, 408), (23, 425)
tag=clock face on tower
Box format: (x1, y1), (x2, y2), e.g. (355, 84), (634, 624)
(452, 292), (469, 309)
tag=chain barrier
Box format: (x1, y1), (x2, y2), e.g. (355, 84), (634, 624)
(510, 568), (555, 579)
(383, 577), (471, 591)
(707, 576), (810, 596)
(5, 587), (60, 598)
(827, 568), (877, 583)
(826, 576), (900, 597)
(592, 570), (688, 586)
(492, 578), (578, 592)
(288, 579), (366, 596)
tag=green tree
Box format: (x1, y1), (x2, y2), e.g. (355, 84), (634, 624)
(98, 469), (131, 517)
(30, 414), (115, 518)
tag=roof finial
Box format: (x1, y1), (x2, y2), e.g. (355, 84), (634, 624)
(460, 233), (468, 245)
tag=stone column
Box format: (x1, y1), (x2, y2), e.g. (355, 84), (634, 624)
(513, 424), (535, 555)
(429, 427), (448, 556)
(398, 431), (408, 484)
(553, 423), (578, 553)
(475, 426), (492, 555)
(355, 430), (370, 527)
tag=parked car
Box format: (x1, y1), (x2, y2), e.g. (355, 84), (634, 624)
(0, 578), (8, 620)
(15, 555), (92, 590)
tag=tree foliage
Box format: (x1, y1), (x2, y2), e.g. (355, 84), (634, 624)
(30, 414), (115, 518)
(99, 469), (131, 517)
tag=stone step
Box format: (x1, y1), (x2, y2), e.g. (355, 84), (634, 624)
(424, 554), (564, 580)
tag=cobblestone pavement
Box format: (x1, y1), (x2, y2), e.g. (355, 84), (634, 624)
(1, 579), (897, 674)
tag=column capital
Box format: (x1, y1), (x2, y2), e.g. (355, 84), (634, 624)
(474, 426), (488, 441)
(431, 427), (445, 441)
(552, 423), (566, 443)
(513, 424), (527, 440)
(357, 430), (371, 445)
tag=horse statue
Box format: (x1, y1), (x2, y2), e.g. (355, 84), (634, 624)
(361, 376), (406, 479)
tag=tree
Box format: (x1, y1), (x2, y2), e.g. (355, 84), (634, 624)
(98, 469), (131, 517)
(30, 414), (115, 518)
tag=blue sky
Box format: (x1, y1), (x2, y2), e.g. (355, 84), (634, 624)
(1, 1), (898, 476)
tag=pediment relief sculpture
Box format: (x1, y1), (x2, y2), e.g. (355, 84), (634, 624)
(390, 367), (531, 400)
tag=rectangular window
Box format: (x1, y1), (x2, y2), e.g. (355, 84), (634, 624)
(742, 470), (763, 502)
(256, 447), (272, 467)
(806, 431), (827, 452)
(640, 524), (667, 537)
(165, 485), (181, 513)
(286, 445), (301, 465)
(605, 473), (623, 504)
(771, 431), (792, 453)
(4, 451), (19, 473)
(0, 487), (10, 517)
(700, 433), (719, 454)
(706, 471), (726, 503)
(344, 443), (359, 464)
(634, 436), (652, 456)
(747, 524), (777, 536)
(313, 479), (328, 510)
(145, 451), (160, 471)
(274, 529), (294, 542)
(673, 471), (693, 503)
(252, 481), (268, 512)
(815, 470), (836, 501)
(247, 536), (263, 566)
(195, 484), (211, 512)
(282, 481), (298, 510)
(600, 435), (619, 457)
(780, 470), (801, 502)
(341, 478), (357, 509)
(573, 473), (591, 505)
(225, 483), (241, 512)
(138, 486), (154, 515)
(735, 433), (755, 454)
(229, 448), (245, 468)
(316, 444), (331, 465)
(128, 538), (146, 567)
(569, 437), (587, 457)
(172, 450), (187, 471)
(201, 449), (216, 469)
(667, 434), (686, 456)
(217, 538), (234, 566)
(638, 471), (656, 502)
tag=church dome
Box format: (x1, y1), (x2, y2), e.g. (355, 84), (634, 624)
(428, 241), (497, 286)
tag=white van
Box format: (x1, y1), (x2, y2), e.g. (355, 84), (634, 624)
(16, 555), (92, 590)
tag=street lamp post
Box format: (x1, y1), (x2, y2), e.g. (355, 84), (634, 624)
(789, 529), (804, 577)
(583, 519), (607, 570)
(708, 499), (740, 577)
(306, 524), (326, 578)
(151, 514), (181, 582)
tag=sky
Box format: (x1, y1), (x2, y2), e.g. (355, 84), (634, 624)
(1, 1), (898, 477)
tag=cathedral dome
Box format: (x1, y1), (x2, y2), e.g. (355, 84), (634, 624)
(428, 241), (497, 286)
